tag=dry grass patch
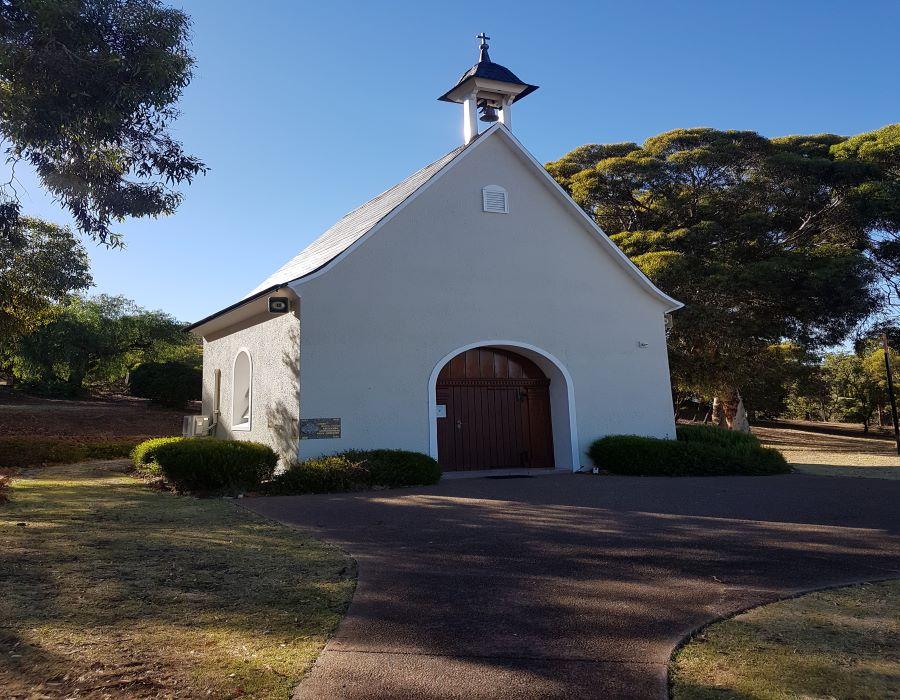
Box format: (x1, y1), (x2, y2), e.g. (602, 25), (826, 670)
(670, 580), (900, 699)
(755, 425), (900, 479)
(0, 460), (354, 699)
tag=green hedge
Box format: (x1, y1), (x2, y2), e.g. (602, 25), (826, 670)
(147, 438), (278, 494)
(267, 449), (441, 495)
(0, 437), (140, 469)
(589, 425), (789, 477)
(129, 361), (201, 408)
(676, 423), (761, 449)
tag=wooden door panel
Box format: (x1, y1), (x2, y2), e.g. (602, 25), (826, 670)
(436, 383), (552, 470)
(524, 387), (554, 467)
(436, 347), (554, 471)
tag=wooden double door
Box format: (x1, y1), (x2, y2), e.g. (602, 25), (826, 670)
(436, 347), (554, 471)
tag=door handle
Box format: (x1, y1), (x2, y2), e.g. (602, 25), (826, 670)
(456, 419), (462, 430)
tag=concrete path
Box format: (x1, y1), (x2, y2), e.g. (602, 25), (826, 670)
(244, 474), (900, 699)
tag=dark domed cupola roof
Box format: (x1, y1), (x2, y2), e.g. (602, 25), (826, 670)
(438, 34), (538, 104)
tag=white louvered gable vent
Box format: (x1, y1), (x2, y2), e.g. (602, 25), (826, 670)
(482, 185), (508, 214)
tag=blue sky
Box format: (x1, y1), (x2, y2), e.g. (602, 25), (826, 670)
(10, 0), (900, 322)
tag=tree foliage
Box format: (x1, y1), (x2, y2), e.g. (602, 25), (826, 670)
(0, 0), (206, 245)
(128, 360), (200, 407)
(9, 294), (193, 394)
(0, 216), (92, 344)
(547, 126), (900, 398)
(819, 353), (884, 430)
(782, 346), (900, 430)
(740, 343), (821, 419)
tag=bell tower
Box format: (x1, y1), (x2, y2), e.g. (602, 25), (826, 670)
(438, 34), (538, 145)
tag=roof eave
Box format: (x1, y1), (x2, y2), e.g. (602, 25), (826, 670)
(184, 284), (298, 337)
(437, 76), (537, 104)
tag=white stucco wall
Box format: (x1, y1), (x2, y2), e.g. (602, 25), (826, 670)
(201, 311), (300, 463)
(291, 131), (676, 468)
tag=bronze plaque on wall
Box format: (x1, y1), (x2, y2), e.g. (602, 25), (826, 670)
(299, 418), (341, 439)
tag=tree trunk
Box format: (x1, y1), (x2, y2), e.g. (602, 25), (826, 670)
(711, 397), (727, 428)
(66, 357), (89, 396)
(712, 388), (751, 432)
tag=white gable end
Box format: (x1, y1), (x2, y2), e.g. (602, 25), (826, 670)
(244, 124), (680, 312)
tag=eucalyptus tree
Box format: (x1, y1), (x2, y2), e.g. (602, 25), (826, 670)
(0, 0), (206, 246)
(10, 294), (187, 394)
(547, 125), (900, 426)
(0, 216), (91, 346)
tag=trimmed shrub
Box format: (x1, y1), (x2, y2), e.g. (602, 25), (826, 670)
(131, 436), (185, 475)
(588, 432), (789, 477)
(266, 455), (371, 495)
(129, 361), (201, 408)
(152, 438), (277, 494)
(351, 449), (442, 488)
(267, 449), (441, 495)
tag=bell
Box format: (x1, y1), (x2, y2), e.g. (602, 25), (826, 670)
(479, 104), (499, 122)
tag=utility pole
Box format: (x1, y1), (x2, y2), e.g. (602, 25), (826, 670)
(882, 333), (900, 455)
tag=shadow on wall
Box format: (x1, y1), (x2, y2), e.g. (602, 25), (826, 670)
(264, 322), (300, 463)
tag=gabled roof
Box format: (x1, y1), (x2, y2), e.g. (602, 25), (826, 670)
(189, 124), (681, 336)
(243, 141), (468, 298)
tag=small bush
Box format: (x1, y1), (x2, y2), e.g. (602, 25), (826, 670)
(267, 455), (371, 495)
(0, 437), (140, 469)
(268, 449), (441, 495)
(153, 438), (277, 494)
(131, 437), (185, 475)
(0, 470), (11, 504)
(588, 432), (789, 477)
(129, 361), (201, 408)
(353, 449), (442, 488)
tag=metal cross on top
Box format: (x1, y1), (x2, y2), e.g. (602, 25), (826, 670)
(476, 32), (490, 47)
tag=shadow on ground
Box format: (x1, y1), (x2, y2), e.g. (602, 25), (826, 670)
(245, 473), (900, 700)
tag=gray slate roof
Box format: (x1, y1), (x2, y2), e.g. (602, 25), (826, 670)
(245, 142), (468, 298)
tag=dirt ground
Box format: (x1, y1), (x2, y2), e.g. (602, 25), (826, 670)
(755, 424), (900, 479)
(0, 394), (192, 439)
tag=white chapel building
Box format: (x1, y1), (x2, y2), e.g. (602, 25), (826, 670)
(187, 37), (682, 472)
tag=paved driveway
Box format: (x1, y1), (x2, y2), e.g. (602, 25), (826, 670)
(244, 474), (900, 699)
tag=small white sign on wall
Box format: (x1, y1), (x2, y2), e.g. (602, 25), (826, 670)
(435, 404), (447, 418)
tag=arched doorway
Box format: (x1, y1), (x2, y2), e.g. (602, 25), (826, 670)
(435, 347), (554, 471)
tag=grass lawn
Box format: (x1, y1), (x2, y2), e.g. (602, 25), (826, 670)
(0, 460), (354, 699)
(670, 580), (900, 699)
